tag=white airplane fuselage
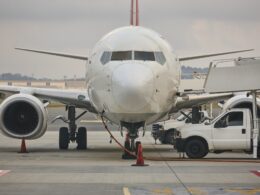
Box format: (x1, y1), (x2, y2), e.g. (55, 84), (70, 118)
(86, 26), (180, 125)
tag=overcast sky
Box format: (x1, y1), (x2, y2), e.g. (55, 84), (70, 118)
(0, 0), (260, 79)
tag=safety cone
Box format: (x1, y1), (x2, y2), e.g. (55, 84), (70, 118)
(19, 138), (28, 153)
(132, 143), (149, 166)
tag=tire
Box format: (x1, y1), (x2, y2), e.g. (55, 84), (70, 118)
(76, 127), (87, 150)
(185, 139), (208, 158)
(164, 129), (175, 145)
(158, 131), (167, 144)
(124, 139), (131, 150)
(59, 127), (69, 150)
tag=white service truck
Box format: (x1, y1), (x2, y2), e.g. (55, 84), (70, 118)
(151, 110), (209, 144)
(175, 108), (260, 158)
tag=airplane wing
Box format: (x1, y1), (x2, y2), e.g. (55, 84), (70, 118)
(179, 49), (253, 61)
(0, 86), (97, 113)
(15, 48), (88, 61)
(171, 92), (233, 113)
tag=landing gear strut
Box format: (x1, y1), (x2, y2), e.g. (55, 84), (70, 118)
(121, 121), (145, 159)
(58, 105), (87, 150)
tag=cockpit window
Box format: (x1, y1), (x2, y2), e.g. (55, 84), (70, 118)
(111, 51), (132, 61)
(100, 50), (166, 65)
(134, 51), (155, 61)
(154, 52), (166, 65)
(100, 51), (112, 65)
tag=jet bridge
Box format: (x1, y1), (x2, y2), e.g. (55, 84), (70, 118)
(204, 57), (260, 158)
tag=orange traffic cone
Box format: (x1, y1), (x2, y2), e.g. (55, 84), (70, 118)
(19, 138), (28, 153)
(132, 143), (148, 166)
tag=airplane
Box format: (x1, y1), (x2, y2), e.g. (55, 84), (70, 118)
(0, 0), (257, 154)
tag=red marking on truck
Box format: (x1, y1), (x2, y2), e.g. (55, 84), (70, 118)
(251, 170), (260, 177)
(0, 170), (10, 176)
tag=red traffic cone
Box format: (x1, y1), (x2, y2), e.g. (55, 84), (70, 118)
(19, 138), (28, 153)
(132, 143), (148, 166)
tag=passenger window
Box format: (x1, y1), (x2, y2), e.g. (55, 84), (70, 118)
(215, 112), (243, 128)
(154, 52), (166, 65)
(134, 51), (155, 61)
(226, 112), (243, 126)
(111, 51), (132, 61)
(100, 51), (112, 65)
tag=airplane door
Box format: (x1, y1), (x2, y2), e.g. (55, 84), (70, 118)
(212, 111), (247, 150)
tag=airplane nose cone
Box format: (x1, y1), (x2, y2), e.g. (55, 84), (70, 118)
(112, 63), (154, 112)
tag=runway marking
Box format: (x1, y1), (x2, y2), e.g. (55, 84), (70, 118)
(0, 170), (10, 176)
(188, 187), (206, 195)
(251, 170), (260, 177)
(123, 187), (131, 195)
(80, 120), (102, 124)
(227, 188), (260, 195)
(152, 188), (174, 195)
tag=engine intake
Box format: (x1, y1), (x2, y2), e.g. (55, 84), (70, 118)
(0, 94), (47, 139)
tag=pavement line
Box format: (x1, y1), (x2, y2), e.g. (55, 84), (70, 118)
(123, 187), (131, 195)
(80, 120), (102, 123)
(251, 170), (260, 177)
(227, 188), (260, 195)
(0, 170), (10, 177)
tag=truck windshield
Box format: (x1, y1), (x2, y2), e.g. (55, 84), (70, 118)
(177, 112), (191, 121)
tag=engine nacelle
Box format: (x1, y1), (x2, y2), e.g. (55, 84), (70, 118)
(222, 95), (260, 117)
(0, 94), (48, 139)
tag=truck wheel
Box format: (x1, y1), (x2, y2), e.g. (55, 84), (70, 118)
(185, 139), (208, 158)
(158, 131), (167, 144)
(164, 129), (175, 145)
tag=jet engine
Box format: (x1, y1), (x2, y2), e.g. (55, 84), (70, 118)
(0, 94), (48, 139)
(222, 95), (260, 117)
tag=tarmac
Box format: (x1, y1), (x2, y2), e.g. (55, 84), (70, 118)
(0, 107), (260, 195)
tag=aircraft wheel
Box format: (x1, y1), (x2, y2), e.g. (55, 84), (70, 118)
(76, 127), (87, 150)
(59, 127), (69, 150)
(185, 139), (208, 158)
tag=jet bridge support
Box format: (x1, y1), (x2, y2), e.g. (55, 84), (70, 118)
(204, 57), (260, 158)
(252, 91), (259, 158)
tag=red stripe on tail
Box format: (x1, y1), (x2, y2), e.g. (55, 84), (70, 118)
(130, 0), (139, 26)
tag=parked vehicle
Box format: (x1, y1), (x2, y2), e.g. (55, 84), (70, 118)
(174, 108), (260, 158)
(151, 110), (209, 144)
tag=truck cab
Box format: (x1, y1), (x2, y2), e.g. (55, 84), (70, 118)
(151, 110), (209, 144)
(175, 108), (257, 158)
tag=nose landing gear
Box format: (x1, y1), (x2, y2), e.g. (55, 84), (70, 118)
(121, 121), (145, 159)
